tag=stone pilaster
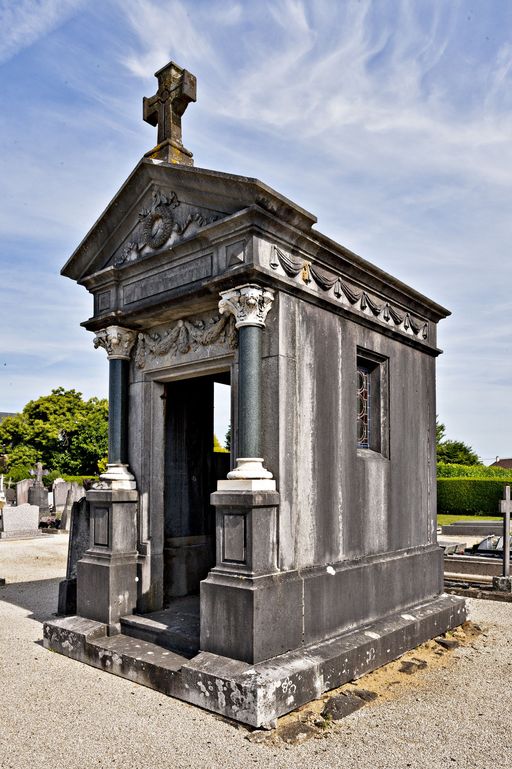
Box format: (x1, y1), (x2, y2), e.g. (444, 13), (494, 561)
(77, 325), (139, 629)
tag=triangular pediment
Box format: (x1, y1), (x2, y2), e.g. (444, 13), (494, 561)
(61, 159), (316, 282)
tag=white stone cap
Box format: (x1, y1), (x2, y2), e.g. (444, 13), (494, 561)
(217, 479), (277, 492)
(96, 463), (137, 490)
(227, 457), (273, 480)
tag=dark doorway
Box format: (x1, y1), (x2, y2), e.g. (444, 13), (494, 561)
(163, 371), (230, 604)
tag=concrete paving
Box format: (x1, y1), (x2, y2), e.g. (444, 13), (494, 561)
(1, 535), (511, 769)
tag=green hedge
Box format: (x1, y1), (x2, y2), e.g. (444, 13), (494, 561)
(42, 472), (97, 488)
(437, 462), (512, 478)
(437, 477), (512, 515)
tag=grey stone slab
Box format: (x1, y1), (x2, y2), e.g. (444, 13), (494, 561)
(0, 504), (39, 537)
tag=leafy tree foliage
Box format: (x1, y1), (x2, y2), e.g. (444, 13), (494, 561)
(436, 419), (480, 466)
(0, 388), (108, 479)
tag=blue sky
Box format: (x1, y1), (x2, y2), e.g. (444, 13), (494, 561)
(1, 0), (512, 461)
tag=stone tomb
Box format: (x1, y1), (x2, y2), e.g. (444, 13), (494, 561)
(44, 60), (466, 726)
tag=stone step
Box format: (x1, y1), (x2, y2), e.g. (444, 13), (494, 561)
(88, 632), (188, 673)
(120, 598), (200, 659)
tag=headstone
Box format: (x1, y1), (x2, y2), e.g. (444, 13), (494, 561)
(53, 480), (71, 512)
(28, 462), (49, 516)
(58, 498), (91, 614)
(0, 503), (40, 539)
(60, 483), (85, 530)
(15, 478), (31, 505)
(5, 488), (15, 506)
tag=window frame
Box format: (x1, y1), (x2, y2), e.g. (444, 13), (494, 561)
(356, 348), (389, 458)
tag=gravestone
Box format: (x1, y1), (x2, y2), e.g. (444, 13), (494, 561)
(52, 479), (70, 512)
(28, 462), (49, 516)
(58, 498), (91, 614)
(0, 503), (40, 539)
(44, 59), (466, 727)
(5, 487), (15, 506)
(60, 483), (86, 530)
(15, 478), (31, 505)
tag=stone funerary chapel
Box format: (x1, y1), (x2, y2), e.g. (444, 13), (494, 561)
(44, 61), (465, 726)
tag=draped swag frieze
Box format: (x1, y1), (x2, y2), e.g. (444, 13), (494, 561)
(270, 246), (429, 341)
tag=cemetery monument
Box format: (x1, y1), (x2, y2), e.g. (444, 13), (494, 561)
(43, 61), (466, 726)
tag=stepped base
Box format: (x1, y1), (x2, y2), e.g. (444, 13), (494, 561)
(120, 596), (200, 658)
(43, 593), (466, 727)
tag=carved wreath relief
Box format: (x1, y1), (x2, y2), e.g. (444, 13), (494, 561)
(270, 246), (429, 341)
(135, 313), (237, 370)
(114, 188), (219, 267)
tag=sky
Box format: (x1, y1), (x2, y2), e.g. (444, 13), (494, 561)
(1, 0), (512, 460)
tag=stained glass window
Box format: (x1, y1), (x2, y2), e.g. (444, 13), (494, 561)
(357, 366), (370, 448)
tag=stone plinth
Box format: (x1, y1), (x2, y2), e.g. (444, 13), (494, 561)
(0, 504), (40, 539)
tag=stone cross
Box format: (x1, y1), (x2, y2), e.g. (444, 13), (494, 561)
(30, 462), (47, 485)
(143, 61), (196, 166)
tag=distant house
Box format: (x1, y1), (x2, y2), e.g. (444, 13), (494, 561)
(490, 457), (512, 469)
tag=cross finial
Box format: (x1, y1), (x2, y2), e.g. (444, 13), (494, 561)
(143, 61), (196, 166)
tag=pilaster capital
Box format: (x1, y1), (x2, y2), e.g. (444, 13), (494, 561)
(93, 325), (137, 360)
(218, 284), (275, 329)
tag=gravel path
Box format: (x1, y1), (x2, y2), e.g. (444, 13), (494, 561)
(1, 536), (511, 769)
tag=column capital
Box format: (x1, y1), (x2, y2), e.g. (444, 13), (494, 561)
(93, 325), (137, 360)
(218, 284), (275, 328)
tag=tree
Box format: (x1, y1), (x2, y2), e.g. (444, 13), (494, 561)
(0, 388), (108, 478)
(436, 419), (480, 465)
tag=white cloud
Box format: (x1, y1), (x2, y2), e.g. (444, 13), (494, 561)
(0, 0), (84, 63)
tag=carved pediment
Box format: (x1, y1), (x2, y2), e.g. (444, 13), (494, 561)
(111, 187), (220, 268)
(62, 160), (316, 282)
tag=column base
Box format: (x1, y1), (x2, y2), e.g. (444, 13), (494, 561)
(227, 458), (273, 481)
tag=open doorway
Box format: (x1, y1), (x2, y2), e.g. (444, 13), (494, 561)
(163, 370), (231, 605)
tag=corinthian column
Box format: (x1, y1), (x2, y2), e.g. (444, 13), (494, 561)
(93, 325), (137, 488)
(218, 284), (274, 481)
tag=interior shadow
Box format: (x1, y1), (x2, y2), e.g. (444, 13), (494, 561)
(0, 577), (61, 623)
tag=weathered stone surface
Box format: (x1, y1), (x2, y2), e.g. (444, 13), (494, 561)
(492, 576), (512, 593)
(58, 498), (91, 615)
(0, 504), (40, 538)
(44, 593), (466, 727)
(60, 483), (86, 530)
(15, 479), (31, 505)
(322, 692), (367, 720)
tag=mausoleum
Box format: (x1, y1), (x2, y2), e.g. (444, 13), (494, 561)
(44, 61), (466, 726)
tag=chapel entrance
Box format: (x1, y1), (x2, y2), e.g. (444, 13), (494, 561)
(163, 371), (231, 605)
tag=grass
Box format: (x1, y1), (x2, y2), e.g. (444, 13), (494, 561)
(437, 513), (501, 526)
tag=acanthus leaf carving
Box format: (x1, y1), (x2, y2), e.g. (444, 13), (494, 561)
(270, 245), (429, 342)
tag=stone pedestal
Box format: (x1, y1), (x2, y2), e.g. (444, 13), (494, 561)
(200, 487), (303, 663)
(77, 484), (138, 629)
